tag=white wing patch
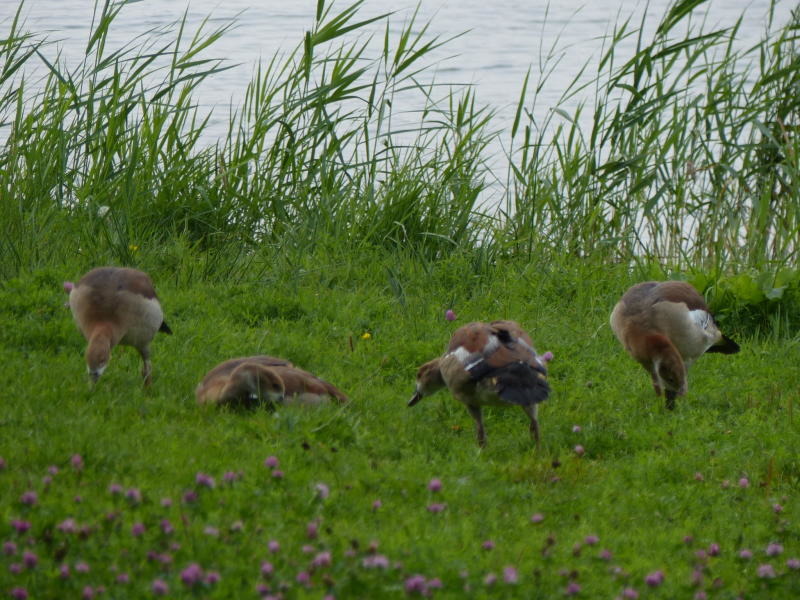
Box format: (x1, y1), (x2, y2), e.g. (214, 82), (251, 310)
(483, 335), (500, 355)
(450, 346), (472, 365)
(688, 309), (713, 332)
(451, 333), (502, 370)
(451, 346), (489, 372)
(464, 358), (484, 371)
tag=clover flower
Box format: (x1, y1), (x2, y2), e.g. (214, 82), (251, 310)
(503, 566), (519, 584)
(152, 578), (169, 595)
(180, 563), (204, 586)
(565, 581), (581, 596)
(757, 564), (776, 579)
(19, 491), (37, 506)
(766, 543), (784, 557)
(644, 571), (664, 587)
(195, 472), (215, 488)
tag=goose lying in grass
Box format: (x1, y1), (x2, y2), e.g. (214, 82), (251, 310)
(410, 320), (552, 448)
(196, 356), (348, 407)
(610, 281), (739, 409)
(66, 267), (172, 385)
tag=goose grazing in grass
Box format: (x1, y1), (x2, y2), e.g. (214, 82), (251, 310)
(610, 281), (740, 409)
(409, 320), (552, 448)
(67, 267), (172, 385)
(196, 356), (348, 407)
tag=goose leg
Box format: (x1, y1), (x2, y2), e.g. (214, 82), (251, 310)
(466, 405), (486, 448)
(139, 347), (152, 386)
(521, 404), (540, 448)
(650, 371), (662, 397)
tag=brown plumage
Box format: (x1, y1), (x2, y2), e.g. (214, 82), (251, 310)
(409, 320), (551, 448)
(610, 281), (739, 409)
(68, 267), (172, 385)
(196, 356), (348, 407)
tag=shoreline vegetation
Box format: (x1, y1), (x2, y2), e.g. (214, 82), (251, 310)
(0, 2), (798, 286)
(2, 0), (800, 598)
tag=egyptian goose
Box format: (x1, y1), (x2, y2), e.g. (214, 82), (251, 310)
(196, 356), (348, 407)
(67, 267), (172, 385)
(409, 320), (552, 448)
(610, 281), (739, 409)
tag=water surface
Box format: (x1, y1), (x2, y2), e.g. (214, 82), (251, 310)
(12, 0), (791, 134)
(6, 0), (794, 201)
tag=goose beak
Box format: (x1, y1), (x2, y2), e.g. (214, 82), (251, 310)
(408, 391), (422, 407)
(88, 364), (107, 384)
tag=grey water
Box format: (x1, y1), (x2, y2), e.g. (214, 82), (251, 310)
(4, 0), (795, 199)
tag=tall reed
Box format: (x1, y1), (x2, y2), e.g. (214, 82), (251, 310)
(1, 0), (798, 285)
(505, 0), (800, 274)
(0, 0), (493, 280)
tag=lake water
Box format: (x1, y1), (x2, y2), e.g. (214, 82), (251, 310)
(5, 0), (795, 190)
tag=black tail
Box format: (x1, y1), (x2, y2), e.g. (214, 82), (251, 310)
(492, 362), (550, 406)
(159, 321), (173, 335)
(706, 335), (739, 354)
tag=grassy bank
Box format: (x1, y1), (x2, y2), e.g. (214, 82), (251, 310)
(1, 255), (800, 598)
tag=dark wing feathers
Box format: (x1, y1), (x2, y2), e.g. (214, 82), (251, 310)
(493, 362), (550, 406)
(492, 326), (515, 344)
(457, 321), (550, 407)
(487, 321), (539, 367)
(464, 356), (495, 380)
(489, 320), (534, 346)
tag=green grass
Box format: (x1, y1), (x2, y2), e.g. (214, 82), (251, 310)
(2, 254), (800, 598)
(2, 0), (800, 596)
